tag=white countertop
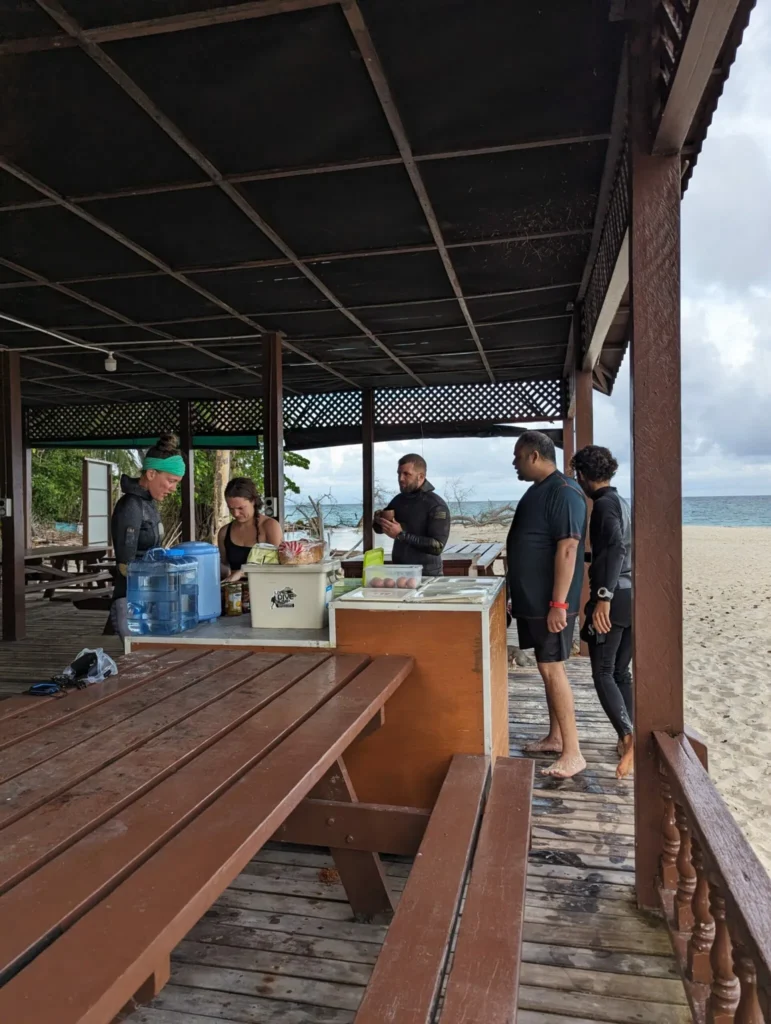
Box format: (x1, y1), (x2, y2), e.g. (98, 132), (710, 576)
(126, 615), (333, 650)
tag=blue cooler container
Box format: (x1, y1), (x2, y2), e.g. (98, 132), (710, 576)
(175, 541), (221, 622)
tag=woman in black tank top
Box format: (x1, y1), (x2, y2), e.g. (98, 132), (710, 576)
(217, 477), (283, 580)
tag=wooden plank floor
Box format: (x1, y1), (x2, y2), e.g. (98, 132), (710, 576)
(0, 599), (122, 695)
(126, 657), (687, 1024)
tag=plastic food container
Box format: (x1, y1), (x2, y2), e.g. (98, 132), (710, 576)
(243, 561), (338, 630)
(363, 564), (422, 590)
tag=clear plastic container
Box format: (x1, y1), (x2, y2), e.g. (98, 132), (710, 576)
(126, 548), (199, 636)
(175, 541), (221, 622)
(363, 564), (422, 591)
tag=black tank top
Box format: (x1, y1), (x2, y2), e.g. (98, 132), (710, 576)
(224, 522), (255, 571)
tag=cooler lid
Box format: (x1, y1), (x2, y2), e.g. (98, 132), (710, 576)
(243, 560), (339, 574)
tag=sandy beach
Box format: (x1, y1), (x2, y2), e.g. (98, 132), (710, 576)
(449, 522), (771, 874)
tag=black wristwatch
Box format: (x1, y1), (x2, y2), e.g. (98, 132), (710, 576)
(597, 587), (613, 600)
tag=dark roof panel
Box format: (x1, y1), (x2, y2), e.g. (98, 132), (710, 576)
(104, 6), (398, 174)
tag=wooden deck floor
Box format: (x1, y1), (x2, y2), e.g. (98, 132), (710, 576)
(126, 657), (687, 1024)
(0, 599), (122, 696)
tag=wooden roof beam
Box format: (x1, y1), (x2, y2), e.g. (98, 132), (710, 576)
(654, 0), (743, 155)
(0, 0), (340, 56)
(0, 136), (610, 214)
(343, 0), (494, 383)
(0, 232), (590, 291)
(582, 230), (628, 373)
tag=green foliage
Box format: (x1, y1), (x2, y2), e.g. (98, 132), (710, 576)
(30, 448), (140, 525)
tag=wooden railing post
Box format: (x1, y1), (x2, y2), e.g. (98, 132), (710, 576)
(687, 836), (715, 984)
(659, 764), (680, 889)
(707, 880), (740, 1024)
(732, 944), (764, 1024)
(675, 804), (696, 931)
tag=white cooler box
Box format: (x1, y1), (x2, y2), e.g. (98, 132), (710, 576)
(243, 560), (338, 630)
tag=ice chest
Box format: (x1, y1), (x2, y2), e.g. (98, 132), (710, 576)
(243, 560), (338, 630)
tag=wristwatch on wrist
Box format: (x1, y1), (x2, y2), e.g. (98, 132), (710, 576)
(597, 587), (613, 600)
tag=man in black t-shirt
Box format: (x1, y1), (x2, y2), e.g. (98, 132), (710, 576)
(507, 431), (587, 779)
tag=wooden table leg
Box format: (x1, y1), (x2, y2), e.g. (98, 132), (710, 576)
(311, 757), (394, 924)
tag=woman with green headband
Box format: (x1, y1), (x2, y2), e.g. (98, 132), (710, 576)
(105, 433), (186, 638)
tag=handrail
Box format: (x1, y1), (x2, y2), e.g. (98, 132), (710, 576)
(654, 731), (771, 1023)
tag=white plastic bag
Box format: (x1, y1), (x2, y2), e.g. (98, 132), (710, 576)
(61, 647), (118, 686)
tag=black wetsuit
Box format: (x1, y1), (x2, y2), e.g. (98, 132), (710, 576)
(584, 486), (633, 739)
(105, 475), (162, 636)
(373, 481), (451, 577)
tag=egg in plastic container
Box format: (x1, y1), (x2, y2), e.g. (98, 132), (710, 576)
(363, 564), (422, 589)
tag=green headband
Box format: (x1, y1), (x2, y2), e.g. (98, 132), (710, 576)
(143, 455), (186, 477)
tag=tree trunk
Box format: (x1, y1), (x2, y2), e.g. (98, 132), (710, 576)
(211, 450), (231, 542)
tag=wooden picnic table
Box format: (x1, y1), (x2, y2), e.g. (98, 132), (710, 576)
(23, 545), (114, 598)
(341, 540), (505, 579)
(0, 645), (413, 1023)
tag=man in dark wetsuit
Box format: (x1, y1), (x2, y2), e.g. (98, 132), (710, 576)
(372, 454), (451, 576)
(507, 431), (587, 779)
(572, 445), (634, 779)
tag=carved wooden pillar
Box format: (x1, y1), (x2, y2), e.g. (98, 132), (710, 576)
(732, 944), (763, 1024)
(674, 804), (696, 931)
(687, 836), (715, 984)
(707, 881), (740, 1024)
(659, 766), (680, 890)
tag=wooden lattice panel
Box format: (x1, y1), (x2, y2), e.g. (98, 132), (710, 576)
(25, 401), (180, 445)
(582, 133), (630, 348)
(376, 380), (565, 425)
(284, 390), (362, 431)
(191, 399), (262, 436)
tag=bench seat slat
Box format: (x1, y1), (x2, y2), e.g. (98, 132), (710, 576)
(440, 756), (535, 1024)
(354, 754), (489, 1024)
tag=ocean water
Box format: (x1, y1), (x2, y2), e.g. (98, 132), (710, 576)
(287, 495), (771, 530)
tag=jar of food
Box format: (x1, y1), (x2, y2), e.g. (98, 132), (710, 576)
(225, 582), (242, 616)
(241, 580), (251, 614)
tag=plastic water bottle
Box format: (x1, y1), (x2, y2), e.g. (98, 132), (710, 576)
(127, 549), (199, 635)
(168, 548), (199, 632)
(175, 541), (221, 622)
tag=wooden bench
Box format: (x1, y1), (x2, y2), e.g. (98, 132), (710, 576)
(354, 754), (534, 1024)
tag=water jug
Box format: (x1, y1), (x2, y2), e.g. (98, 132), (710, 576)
(126, 548), (199, 636)
(167, 548), (200, 632)
(175, 541), (221, 622)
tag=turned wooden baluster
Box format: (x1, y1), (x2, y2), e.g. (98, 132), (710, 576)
(687, 835), (715, 984)
(674, 803), (696, 931)
(732, 944), (763, 1024)
(659, 764), (680, 889)
(707, 880), (740, 1024)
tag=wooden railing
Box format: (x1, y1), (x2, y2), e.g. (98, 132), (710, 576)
(654, 731), (771, 1024)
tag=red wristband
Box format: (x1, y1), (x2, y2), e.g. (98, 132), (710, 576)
(549, 601), (569, 610)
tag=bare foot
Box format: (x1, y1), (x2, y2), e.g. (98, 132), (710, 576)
(616, 738), (625, 758)
(616, 735), (634, 779)
(540, 754), (586, 779)
(525, 736), (563, 754)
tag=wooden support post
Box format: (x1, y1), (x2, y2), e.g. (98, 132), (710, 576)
(630, 21), (685, 909)
(575, 369), (593, 654)
(262, 333), (284, 526)
(310, 757), (394, 923)
(562, 416), (575, 476)
(362, 389), (375, 553)
(179, 400), (195, 543)
(23, 445), (32, 550)
(0, 351), (26, 641)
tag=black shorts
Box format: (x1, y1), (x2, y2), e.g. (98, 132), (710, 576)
(516, 614), (577, 664)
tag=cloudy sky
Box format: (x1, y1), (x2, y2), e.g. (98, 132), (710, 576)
(292, 7), (771, 506)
